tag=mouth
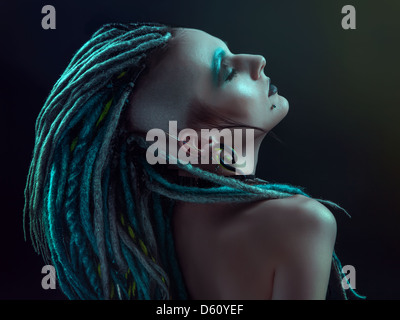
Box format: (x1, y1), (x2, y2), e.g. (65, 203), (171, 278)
(268, 84), (278, 97)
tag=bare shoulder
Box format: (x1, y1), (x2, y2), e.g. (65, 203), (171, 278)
(219, 195), (337, 258)
(173, 195), (338, 299)
(217, 195), (337, 299)
(259, 194), (337, 232)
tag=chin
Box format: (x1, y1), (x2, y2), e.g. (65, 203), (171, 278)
(278, 95), (289, 117)
(269, 95), (289, 128)
(279, 95), (289, 109)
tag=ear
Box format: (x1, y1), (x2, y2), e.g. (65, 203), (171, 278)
(177, 130), (223, 165)
(206, 130), (255, 175)
(196, 132), (220, 165)
(177, 128), (200, 164)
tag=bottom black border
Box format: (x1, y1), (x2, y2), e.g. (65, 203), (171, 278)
(0, 300), (374, 318)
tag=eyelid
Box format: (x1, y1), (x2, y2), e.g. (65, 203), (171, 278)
(221, 57), (237, 82)
(225, 68), (238, 82)
(212, 48), (226, 86)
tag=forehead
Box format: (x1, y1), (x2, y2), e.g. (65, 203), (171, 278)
(169, 28), (227, 76)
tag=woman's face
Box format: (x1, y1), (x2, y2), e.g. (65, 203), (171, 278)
(176, 28), (289, 133)
(128, 28), (289, 136)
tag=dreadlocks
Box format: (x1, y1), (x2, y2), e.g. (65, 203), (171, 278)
(23, 22), (364, 300)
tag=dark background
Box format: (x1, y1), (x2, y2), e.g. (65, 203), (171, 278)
(1, 0), (399, 299)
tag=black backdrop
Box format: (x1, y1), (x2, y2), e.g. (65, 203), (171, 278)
(1, 0), (399, 299)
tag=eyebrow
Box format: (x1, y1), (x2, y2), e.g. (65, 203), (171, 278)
(211, 47), (226, 87)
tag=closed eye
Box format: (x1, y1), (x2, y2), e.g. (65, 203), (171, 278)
(225, 68), (238, 82)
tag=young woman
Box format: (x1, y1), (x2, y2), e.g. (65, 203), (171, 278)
(23, 22), (363, 300)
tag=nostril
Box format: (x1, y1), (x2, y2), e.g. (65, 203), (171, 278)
(258, 56), (266, 78)
(261, 57), (266, 69)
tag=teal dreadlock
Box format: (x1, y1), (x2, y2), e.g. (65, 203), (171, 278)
(23, 22), (364, 300)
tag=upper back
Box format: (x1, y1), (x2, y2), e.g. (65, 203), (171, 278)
(172, 194), (337, 299)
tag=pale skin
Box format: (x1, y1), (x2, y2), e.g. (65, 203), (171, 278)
(127, 28), (337, 299)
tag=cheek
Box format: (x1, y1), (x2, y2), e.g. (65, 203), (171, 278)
(231, 82), (261, 104)
(218, 83), (264, 118)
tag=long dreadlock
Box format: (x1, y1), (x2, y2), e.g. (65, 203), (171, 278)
(23, 22), (364, 300)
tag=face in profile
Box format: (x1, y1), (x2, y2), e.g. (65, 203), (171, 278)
(178, 28), (289, 133)
(127, 28), (289, 174)
(128, 28), (289, 135)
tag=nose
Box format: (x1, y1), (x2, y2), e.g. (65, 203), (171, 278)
(240, 54), (266, 80)
(255, 55), (266, 79)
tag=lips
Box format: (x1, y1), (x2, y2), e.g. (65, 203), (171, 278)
(268, 84), (278, 97)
